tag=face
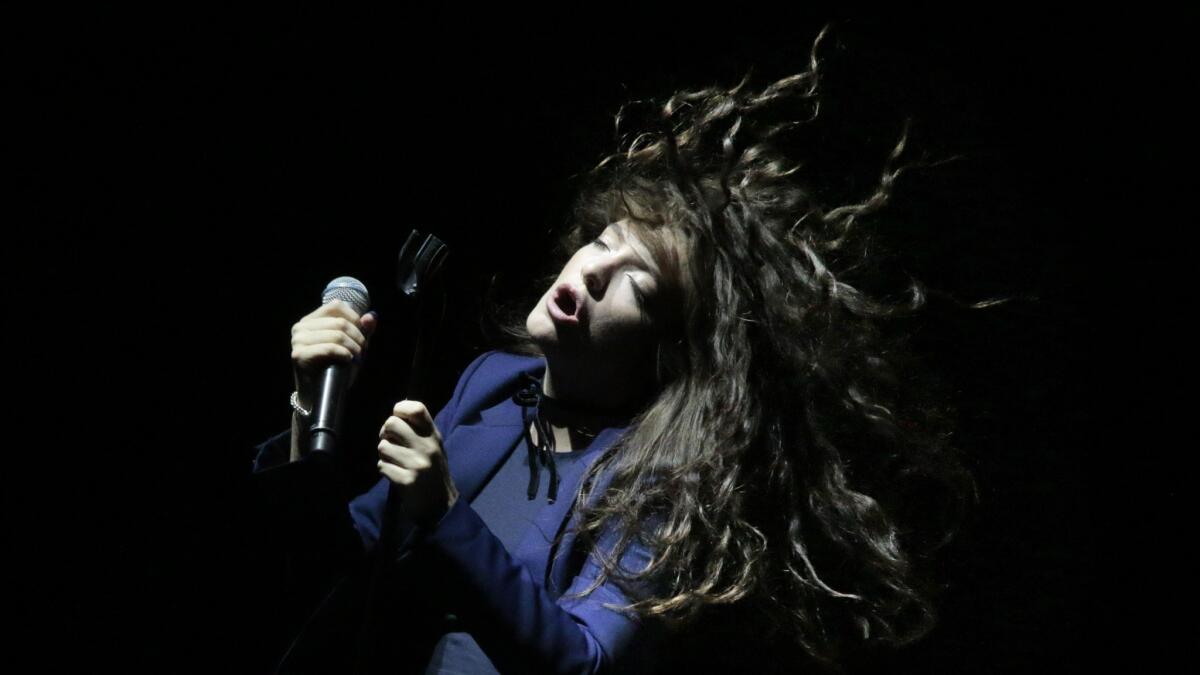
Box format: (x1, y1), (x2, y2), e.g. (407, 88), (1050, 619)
(527, 219), (665, 383)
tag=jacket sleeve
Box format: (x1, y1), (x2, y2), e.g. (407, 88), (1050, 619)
(399, 485), (665, 675)
(249, 427), (290, 474)
(246, 428), (363, 562)
(246, 350), (494, 560)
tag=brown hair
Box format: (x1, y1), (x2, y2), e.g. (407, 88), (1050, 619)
(484, 25), (998, 667)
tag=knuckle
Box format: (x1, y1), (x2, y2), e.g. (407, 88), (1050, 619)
(394, 399), (425, 415)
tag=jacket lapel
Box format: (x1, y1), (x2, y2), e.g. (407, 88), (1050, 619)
(442, 392), (628, 594)
(443, 397), (526, 504)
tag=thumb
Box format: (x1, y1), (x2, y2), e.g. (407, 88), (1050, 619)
(360, 311), (379, 339)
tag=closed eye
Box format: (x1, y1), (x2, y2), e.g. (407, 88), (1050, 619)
(591, 237), (648, 309)
(627, 273), (647, 308)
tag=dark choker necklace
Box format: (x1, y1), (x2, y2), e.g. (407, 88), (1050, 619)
(510, 371), (638, 503)
(511, 372), (639, 430)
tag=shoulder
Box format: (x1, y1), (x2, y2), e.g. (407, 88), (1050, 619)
(457, 349), (543, 391)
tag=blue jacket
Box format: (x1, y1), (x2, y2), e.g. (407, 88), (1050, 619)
(252, 350), (667, 674)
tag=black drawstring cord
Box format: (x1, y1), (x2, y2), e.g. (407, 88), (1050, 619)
(511, 370), (631, 503)
(521, 407), (539, 500)
(513, 372), (559, 503)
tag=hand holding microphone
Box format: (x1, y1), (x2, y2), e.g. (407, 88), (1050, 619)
(289, 277), (377, 455)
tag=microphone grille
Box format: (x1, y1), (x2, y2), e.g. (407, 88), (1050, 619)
(322, 276), (371, 315)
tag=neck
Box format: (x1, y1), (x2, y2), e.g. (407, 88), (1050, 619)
(528, 418), (593, 453)
(533, 358), (645, 452)
(540, 357), (649, 417)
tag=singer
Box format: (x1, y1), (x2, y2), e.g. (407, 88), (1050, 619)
(251, 26), (977, 674)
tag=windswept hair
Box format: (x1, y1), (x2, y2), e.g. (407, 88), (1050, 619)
(486, 25), (1000, 668)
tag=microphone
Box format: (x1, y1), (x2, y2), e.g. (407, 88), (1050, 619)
(309, 276), (371, 454)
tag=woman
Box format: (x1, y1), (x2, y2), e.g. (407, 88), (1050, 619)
(254, 25), (981, 674)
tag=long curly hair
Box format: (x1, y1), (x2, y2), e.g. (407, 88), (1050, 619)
(484, 25), (999, 668)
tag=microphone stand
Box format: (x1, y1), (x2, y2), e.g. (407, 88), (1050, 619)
(352, 230), (449, 674)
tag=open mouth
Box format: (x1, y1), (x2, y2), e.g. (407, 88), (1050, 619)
(554, 287), (578, 316)
(549, 284), (583, 323)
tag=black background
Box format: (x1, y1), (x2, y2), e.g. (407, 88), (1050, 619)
(8, 5), (1181, 673)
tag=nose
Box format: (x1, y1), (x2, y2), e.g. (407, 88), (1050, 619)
(582, 262), (604, 298)
(581, 256), (612, 299)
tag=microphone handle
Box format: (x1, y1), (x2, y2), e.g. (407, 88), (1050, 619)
(309, 361), (350, 454)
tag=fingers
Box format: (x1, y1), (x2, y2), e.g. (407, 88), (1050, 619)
(292, 317), (369, 351)
(377, 438), (431, 471)
(292, 327), (364, 355)
(390, 399), (438, 439)
(377, 429), (434, 487)
(377, 461), (417, 485)
(376, 401), (453, 517)
(377, 401), (442, 474)
(379, 415), (416, 444)
(301, 299), (362, 324)
(359, 311), (378, 339)
(291, 300), (378, 373)
(378, 404), (439, 444)
(290, 328), (360, 370)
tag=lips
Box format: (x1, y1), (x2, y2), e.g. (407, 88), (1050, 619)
(548, 283), (585, 324)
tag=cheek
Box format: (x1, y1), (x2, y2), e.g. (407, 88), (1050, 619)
(591, 307), (651, 345)
(526, 291), (553, 330)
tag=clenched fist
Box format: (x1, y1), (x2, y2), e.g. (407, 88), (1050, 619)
(290, 299), (378, 401)
(378, 399), (460, 528)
